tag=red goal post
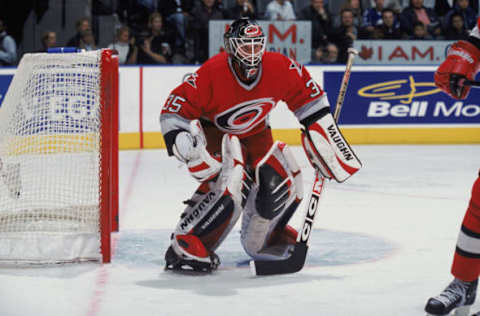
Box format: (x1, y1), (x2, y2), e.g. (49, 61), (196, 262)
(0, 49), (118, 264)
(100, 49), (120, 262)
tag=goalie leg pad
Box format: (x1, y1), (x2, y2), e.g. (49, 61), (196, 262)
(166, 134), (250, 270)
(166, 185), (239, 272)
(302, 111), (362, 182)
(175, 190), (238, 248)
(241, 142), (303, 260)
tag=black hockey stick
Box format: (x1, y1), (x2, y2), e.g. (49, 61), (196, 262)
(250, 48), (358, 276)
(250, 172), (325, 275)
(464, 80), (480, 87)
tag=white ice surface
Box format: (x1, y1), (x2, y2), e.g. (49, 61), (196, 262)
(0, 144), (479, 316)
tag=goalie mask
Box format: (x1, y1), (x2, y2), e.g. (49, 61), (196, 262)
(224, 18), (266, 80)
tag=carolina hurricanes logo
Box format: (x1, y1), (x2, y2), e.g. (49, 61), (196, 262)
(183, 72), (199, 89)
(244, 25), (262, 38)
(246, 68), (258, 78)
(214, 98), (275, 134)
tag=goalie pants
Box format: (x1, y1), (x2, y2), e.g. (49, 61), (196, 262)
(452, 171), (480, 282)
(202, 121), (274, 167)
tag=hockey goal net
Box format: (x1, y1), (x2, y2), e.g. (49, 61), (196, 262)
(0, 49), (118, 264)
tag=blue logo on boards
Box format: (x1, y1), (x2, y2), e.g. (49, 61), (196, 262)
(0, 75), (13, 107)
(0, 74), (97, 135)
(323, 71), (480, 125)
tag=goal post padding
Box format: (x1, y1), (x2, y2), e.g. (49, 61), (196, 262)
(0, 49), (118, 264)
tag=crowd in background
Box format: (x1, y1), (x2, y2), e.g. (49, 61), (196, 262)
(0, 0), (478, 66)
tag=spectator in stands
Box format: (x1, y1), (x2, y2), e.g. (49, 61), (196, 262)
(399, 0), (441, 39)
(67, 17), (92, 48)
(384, 0), (403, 13)
(39, 31), (57, 52)
(224, 0), (257, 19)
(444, 0), (476, 31)
(191, 0), (225, 63)
(361, 0), (403, 13)
(0, 2), (47, 48)
(422, 0), (435, 9)
(298, 0), (332, 61)
(334, 0), (363, 28)
(215, 0), (226, 10)
(159, 0), (195, 58)
(362, 0), (384, 37)
(329, 8), (358, 63)
(0, 19), (16, 66)
(444, 12), (469, 40)
(409, 21), (432, 40)
(265, 0), (296, 20)
(137, 12), (175, 64)
(107, 26), (137, 64)
(374, 8), (403, 39)
(434, 0), (452, 17)
(117, 0), (155, 35)
(79, 30), (97, 51)
(321, 42), (339, 63)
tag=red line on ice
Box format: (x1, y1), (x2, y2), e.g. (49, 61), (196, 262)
(86, 151), (142, 316)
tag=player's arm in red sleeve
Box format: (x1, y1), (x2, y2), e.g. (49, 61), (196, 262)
(160, 67), (221, 182)
(282, 56), (361, 182)
(160, 70), (207, 156)
(435, 18), (480, 99)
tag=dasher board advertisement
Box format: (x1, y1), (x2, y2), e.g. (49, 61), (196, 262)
(354, 40), (454, 65)
(0, 74), (13, 107)
(323, 69), (480, 125)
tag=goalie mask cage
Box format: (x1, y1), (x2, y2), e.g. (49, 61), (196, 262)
(0, 49), (118, 264)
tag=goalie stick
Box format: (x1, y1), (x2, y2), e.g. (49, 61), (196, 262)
(250, 48), (358, 276)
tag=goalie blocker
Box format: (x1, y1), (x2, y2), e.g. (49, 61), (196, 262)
(301, 108), (361, 182)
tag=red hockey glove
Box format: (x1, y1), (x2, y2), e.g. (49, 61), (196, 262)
(434, 41), (480, 99)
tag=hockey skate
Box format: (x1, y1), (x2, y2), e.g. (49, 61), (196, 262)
(425, 278), (478, 316)
(164, 246), (220, 273)
(164, 234), (220, 273)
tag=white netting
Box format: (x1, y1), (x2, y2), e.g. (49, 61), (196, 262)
(0, 50), (104, 264)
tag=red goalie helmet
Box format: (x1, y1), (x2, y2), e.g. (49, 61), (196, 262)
(224, 18), (266, 79)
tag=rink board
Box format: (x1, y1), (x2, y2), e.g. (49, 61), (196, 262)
(0, 65), (478, 149)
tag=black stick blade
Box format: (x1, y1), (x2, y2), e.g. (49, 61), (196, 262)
(250, 243), (308, 276)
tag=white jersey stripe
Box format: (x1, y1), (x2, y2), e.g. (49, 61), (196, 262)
(457, 229), (480, 255)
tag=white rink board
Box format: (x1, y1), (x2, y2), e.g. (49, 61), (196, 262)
(118, 67), (140, 133)
(0, 63), (444, 136)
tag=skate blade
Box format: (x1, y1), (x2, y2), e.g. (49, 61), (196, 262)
(164, 265), (213, 276)
(425, 306), (471, 316)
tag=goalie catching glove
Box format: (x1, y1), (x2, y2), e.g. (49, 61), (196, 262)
(172, 120), (222, 182)
(301, 109), (361, 182)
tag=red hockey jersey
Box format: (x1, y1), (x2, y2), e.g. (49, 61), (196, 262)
(160, 52), (330, 158)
